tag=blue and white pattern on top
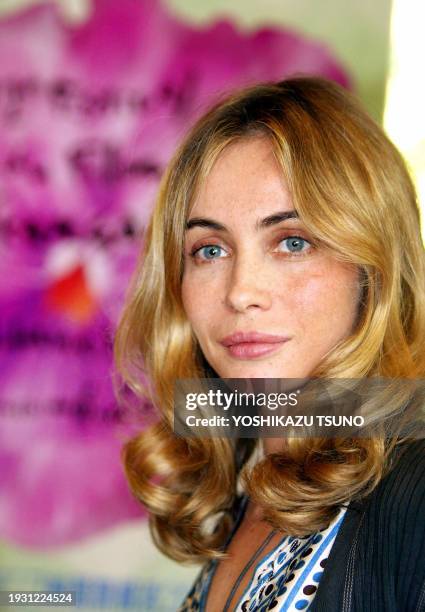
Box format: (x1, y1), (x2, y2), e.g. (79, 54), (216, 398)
(177, 496), (348, 611)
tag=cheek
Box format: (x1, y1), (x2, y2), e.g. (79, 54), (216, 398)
(181, 276), (194, 320)
(181, 275), (212, 335)
(280, 265), (359, 331)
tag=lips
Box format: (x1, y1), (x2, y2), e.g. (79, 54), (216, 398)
(220, 331), (290, 345)
(219, 331), (290, 359)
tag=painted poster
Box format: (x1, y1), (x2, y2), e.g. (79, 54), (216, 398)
(0, 0), (363, 609)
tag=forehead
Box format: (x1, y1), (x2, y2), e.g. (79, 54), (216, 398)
(190, 135), (292, 219)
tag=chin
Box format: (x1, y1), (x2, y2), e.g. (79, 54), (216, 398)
(214, 362), (295, 379)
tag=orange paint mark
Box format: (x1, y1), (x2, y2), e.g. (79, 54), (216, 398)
(44, 265), (98, 323)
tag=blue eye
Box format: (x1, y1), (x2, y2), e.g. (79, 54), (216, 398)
(278, 236), (311, 254)
(195, 245), (226, 260)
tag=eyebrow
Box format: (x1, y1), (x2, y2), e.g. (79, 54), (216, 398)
(185, 210), (299, 231)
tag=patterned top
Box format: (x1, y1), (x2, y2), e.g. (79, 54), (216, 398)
(178, 494), (348, 612)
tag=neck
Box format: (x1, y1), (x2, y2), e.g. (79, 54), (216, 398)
(262, 437), (288, 455)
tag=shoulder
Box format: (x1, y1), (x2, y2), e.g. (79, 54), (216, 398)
(368, 439), (425, 509)
(361, 438), (425, 543)
(380, 438), (425, 499)
(373, 439), (425, 606)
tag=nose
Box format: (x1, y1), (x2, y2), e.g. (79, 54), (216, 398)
(225, 253), (272, 313)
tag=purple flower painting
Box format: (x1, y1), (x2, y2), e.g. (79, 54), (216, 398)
(0, 0), (350, 548)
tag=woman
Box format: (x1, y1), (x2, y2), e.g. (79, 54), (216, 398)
(114, 77), (425, 611)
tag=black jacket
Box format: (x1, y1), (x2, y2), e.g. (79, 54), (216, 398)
(310, 438), (425, 612)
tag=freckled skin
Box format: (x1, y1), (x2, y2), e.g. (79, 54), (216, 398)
(181, 136), (360, 380)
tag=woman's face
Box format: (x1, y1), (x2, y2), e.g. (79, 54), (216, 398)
(181, 136), (361, 379)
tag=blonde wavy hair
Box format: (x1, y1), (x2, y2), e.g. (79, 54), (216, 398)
(113, 77), (425, 563)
